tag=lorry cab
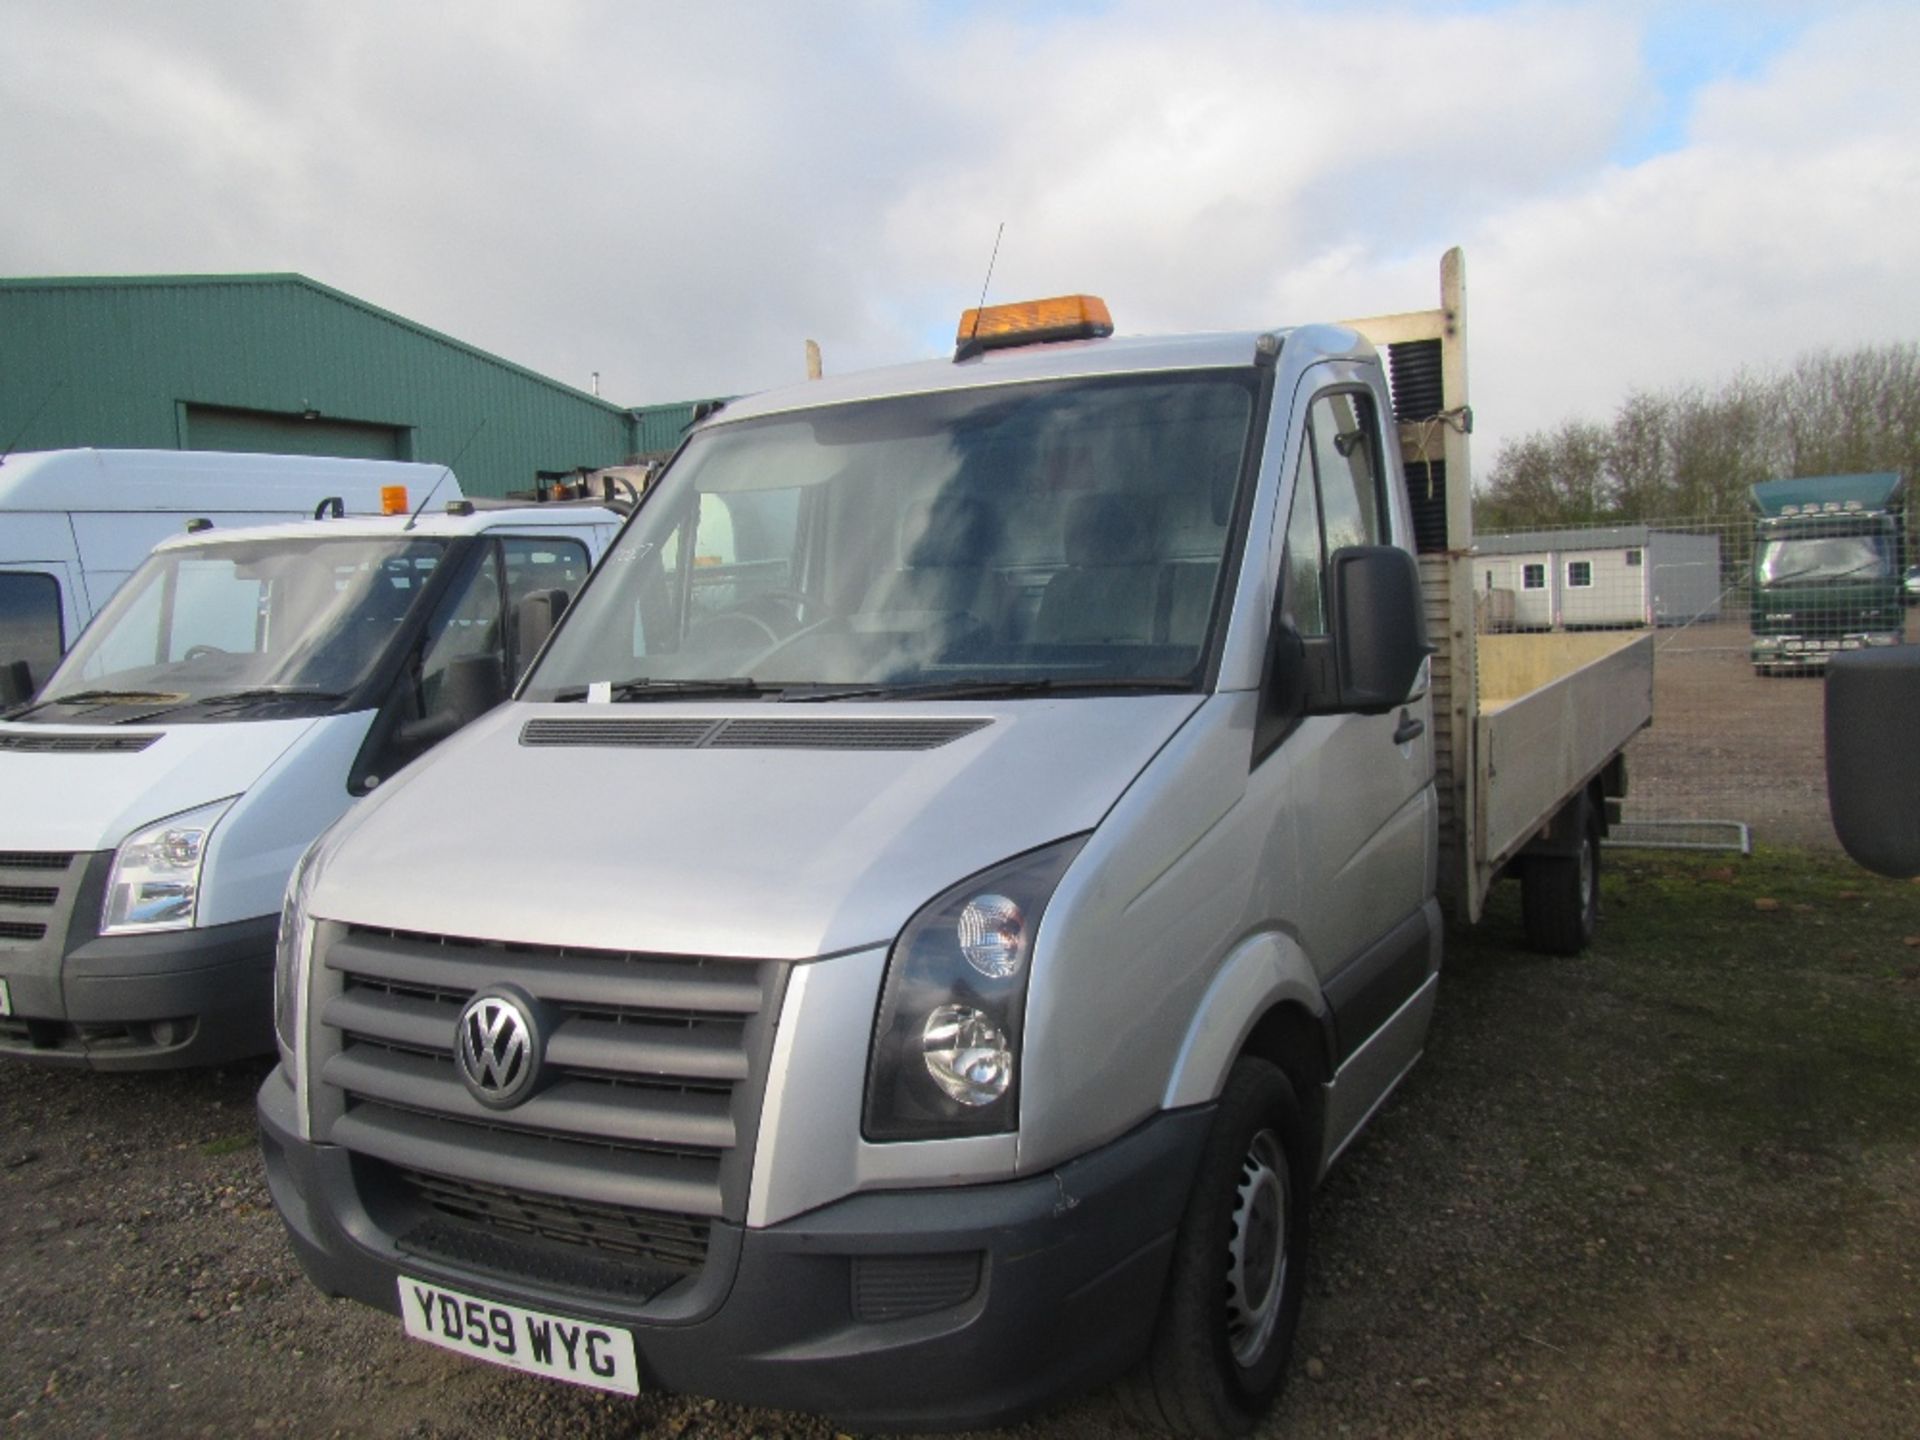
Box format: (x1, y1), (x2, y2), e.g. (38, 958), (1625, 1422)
(260, 290), (1444, 1434)
(0, 448), (464, 701)
(1749, 472), (1908, 672)
(0, 501), (619, 1069)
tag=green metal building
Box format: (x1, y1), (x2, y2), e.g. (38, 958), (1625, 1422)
(1, 274), (723, 497)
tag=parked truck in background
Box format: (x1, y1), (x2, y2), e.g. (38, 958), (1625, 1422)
(0, 500), (619, 1068)
(259, 250), (1651, 1435)
(1749, 472), (1907, 674)
(0, 448), (466, 703)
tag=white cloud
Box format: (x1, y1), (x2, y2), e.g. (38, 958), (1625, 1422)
(1, 0), (1915, 475)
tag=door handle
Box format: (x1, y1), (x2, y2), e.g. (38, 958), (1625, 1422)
(1392, 709), (1425, 746)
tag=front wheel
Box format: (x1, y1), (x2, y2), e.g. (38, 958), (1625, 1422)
(1125, 1058), (1309, 1437)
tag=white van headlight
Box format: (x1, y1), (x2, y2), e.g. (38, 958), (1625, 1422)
(101, 798), (237, 935)
(864, 836), (1084, 1142)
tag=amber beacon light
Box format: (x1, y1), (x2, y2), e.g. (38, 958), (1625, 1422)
(954, 295), (1114, 360)
(379, 485), (410, 516)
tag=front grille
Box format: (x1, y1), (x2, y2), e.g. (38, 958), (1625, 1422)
(316, 924), (786, 1284)
(396, 1166), (710, 1268)
(0, 852), (74, 871)
(0, 851), (87, 953)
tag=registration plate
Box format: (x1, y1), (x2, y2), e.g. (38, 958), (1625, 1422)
(398, 1276), (639, 1395)
(0, 978), (10, 1016)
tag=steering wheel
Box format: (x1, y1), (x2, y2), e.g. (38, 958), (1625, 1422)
(738, 588), (813, 631)
(183, 645), (232, 661)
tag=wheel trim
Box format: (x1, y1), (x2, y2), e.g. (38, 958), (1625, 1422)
(1225, 1128), (1289, 1368)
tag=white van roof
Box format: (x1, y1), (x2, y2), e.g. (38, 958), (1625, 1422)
(0, 448), (463, 514)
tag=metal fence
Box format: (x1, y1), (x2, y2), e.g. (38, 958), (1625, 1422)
(1474, 514), (1917, 853)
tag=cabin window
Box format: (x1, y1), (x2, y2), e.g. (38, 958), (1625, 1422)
(1625, 548), (1643, 567)
(1521, 563), (1545, 590)
(1567, 560), (1593, 588)
(0, 571), (64, 693)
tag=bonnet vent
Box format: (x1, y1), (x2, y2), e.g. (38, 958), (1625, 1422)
(520, 717), (989, 752)
(0, 732), (161, 754)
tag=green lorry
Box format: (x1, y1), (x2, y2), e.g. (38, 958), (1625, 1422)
(1749, 472), (1908, 673)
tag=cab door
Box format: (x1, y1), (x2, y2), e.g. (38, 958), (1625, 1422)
(1256, 366), (1436, 1064)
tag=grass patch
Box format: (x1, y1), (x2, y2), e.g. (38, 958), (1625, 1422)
(1452, 846), (1920, 1171)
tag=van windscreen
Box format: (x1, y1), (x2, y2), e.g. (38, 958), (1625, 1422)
(527, 370), (1259, 700)
(31, 536), (448, 716)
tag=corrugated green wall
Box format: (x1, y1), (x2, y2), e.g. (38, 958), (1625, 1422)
(628, 398), (732, 457)
(0, 275), (641, 497)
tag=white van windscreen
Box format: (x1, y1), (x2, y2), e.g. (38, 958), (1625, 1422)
(33, 536), (448, 713)
(527, 370), (1259, 699)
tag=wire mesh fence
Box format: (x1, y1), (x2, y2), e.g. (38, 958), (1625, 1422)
(1474, 504), (1916, 853)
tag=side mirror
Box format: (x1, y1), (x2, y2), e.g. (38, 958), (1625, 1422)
(0, 660), (33, 708)
(1288, 545), (1431, 717)
(1826, 648), (1920, 877)
(395, 654), (506, 750)
(514, 588), (570, 677)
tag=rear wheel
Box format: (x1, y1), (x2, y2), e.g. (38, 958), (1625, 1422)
(1521, 792), (1601, 955)
(1125, 1058), (1308, 1437)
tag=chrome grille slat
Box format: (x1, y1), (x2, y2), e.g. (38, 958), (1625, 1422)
(325, 1045), (738, 1150)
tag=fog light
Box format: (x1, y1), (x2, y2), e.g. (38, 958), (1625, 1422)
(922, 1005), (1012, 1106)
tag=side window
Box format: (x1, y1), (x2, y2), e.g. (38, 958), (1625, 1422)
(1281, 451), (1326, 634)
(1522, 563), (1546, 590)
(0, 572), (64, 690)
(1567, 560), (1593, 589)
(418, 546), (504, 719)
(1279, 388), (1388, 635)
(501, 535), (591, 680)
(1309, 390), (1387, 553)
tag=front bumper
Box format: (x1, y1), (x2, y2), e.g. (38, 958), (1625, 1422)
(1751, 632), (1900, 669)
(258, 1068), (1212, 1430)
(0, 900), (277, 1070)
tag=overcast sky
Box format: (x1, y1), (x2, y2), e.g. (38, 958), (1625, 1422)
(4, 0), (1915, 462)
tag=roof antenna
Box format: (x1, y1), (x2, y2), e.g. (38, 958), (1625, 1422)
(954, 222), (1005, 363)
(0, 380), (67, 466)
(405, 417), (487, 530)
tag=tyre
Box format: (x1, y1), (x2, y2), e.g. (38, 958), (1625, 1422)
(1125, 1058), (1309, 1437)
(1521, 792), (1601, 955)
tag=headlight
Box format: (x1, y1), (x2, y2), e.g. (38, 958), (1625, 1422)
(864, 836), (1084, 1142)
(273, 839), (323, 1073)
(101, 798), (237, 935)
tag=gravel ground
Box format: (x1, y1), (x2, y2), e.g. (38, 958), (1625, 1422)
(5, 850), (1919, 1440)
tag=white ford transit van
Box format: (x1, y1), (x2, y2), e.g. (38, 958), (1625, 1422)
(0, 502), (617, 1068)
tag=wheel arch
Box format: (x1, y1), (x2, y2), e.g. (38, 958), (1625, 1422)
(1161, 930), (1332, 1141)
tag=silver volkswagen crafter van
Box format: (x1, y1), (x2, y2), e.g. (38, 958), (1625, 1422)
(261, 294), (1445, 1435)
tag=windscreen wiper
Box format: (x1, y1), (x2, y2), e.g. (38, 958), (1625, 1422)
(782, 676), (1196, 703)
(8, 688), (188, 719)
(552, 677), (784, 702)
(193, 687), (351, 708)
